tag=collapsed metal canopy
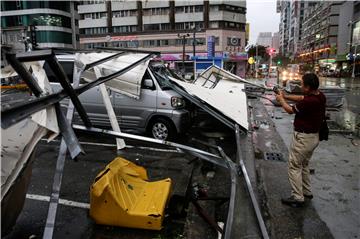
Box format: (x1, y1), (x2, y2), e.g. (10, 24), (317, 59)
(1, 48), (269, 239)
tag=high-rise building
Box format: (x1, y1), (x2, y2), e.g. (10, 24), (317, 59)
(277, 0), (290, 56)
(271, 32), (280, 53)
(256, 32), (272, 47)
(299, 1), (342, 66)
(277, 0), (315, 58)
(78, 0), (248, 77)
(336, 1), (356, 62)
(0, 1), (79, 52)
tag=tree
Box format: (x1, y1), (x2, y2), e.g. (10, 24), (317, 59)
(272, 54), (291, 67)
(247, 45), (269, 62)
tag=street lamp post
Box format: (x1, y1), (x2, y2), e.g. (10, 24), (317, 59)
(178, 33), (190, 77)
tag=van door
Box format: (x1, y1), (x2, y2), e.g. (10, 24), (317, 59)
(76, 85), (112, 127)
(113, 69), (157, 131)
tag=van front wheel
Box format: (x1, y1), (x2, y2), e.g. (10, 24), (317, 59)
(149, 118), (175, 141)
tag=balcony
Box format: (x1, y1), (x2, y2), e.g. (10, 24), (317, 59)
(175, 12), (203, 22)
(79, 18), (107, 28)
(142, 15), (170, 24)
(78, 4), (106, 14)
(209, 11), (246, 23)
(112, 16), (137, 26)
(111, 1), (137, 11)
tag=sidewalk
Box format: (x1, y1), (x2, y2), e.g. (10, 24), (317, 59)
(249, 98), (334, 239)
(263, 97), (360, 239)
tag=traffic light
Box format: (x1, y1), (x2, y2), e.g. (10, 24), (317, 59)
(269, 48), (276, 55)
(29, 25), (38, 47)
(277, 60), (281, 65)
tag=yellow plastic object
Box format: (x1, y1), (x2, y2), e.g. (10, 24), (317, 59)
(90, 157), (172, 230)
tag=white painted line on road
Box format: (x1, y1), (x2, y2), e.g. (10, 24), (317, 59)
(26, 194), (90, 209)
(40, 139), (182, 153)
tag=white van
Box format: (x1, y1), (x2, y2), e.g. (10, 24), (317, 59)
(44, 55), (191, 140)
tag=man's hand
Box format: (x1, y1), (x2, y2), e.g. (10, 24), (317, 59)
(276, 90), (294, 114)
(275, 90), (285, 103)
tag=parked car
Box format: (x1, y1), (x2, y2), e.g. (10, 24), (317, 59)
(44, 55), (191, 140)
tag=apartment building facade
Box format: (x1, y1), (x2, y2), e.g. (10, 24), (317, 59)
(256, 32), (272, 47)
(1, 1), (79, 51)
(277, 0), (290, 56)
(78, 0), (247, 77)
(298, 1), (341, 68)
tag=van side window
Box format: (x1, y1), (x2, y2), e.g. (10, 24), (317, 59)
(43, 61), (74, 83)
(141, 70), (155, 90)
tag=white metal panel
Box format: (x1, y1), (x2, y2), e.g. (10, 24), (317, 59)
(1, 61), (59, 199)
(171, 79), (248, 130)
(169, 67), (249, 130)
(76, 52), (150, 99)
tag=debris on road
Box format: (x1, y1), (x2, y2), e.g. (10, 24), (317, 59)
(90, 157), (172, 230)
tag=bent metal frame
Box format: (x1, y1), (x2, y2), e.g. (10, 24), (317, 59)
(1, 47), (269, 239)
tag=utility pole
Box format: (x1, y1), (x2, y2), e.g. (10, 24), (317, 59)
(352, 44), (357, 79)
(255, 44), (258, 79)
(348, 20), (357, 79)
(192, 25), (201, 79)
(178, 33), (190, 78)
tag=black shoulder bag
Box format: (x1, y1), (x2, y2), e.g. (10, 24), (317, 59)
(319, 117), (329, 141)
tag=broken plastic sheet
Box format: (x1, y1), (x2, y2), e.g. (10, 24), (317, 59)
(76, 52), (150, 99)
(169, 75), (249, 130)
(1, 61), (59, 199)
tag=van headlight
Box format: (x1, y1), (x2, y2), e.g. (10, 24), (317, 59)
(171, 96), (185, 109)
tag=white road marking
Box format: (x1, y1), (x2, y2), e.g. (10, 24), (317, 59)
(26, 194), (90, 209)
(40, 139), (181, 153)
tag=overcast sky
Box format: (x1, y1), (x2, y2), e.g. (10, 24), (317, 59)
(247, 0), (280, 45)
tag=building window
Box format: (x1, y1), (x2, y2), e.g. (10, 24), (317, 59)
(1, 14), (72, 28)
(210, 5), (219, 12)
(36, 31), (73, 44)
(175, 6), (184, 13)
(83, 0), (105, 5)
(143, 8), (169, 16)
(195, 5), (203, 12)
(209, 21), (219, 28)
(161, 39), (169, 46)
(143, 24), (160, 31)
(175, 22), (204, 30)
(82, 27), (108, 34)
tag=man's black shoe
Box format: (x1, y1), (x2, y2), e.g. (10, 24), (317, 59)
(281, 196), (304, 208)
(304, 194), (313, 199)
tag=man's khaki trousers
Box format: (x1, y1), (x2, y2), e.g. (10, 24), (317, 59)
(288, 131), (319, 201)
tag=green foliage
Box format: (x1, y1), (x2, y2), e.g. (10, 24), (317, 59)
(247, 45), (269, 62)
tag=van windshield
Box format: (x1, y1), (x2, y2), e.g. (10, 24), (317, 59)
(150, 64), (182, 90)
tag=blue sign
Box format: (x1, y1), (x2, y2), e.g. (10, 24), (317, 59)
(207, 36), (215, 58)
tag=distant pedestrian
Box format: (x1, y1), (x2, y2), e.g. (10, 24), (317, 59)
(275, 73), (326, 207)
